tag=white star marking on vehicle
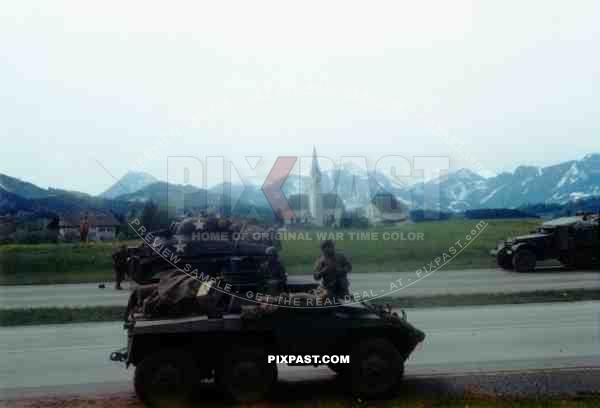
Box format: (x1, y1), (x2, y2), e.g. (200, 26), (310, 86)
(194, 220), (205, 230)
(174, 241), (187, 253)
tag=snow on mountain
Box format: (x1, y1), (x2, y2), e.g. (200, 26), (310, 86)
(480, 185), (505, 205)
(556, 162), (587, 189)
(131, 153), (600, 214)
(266, 154), (600, 212)
(412, 155), (600, 211)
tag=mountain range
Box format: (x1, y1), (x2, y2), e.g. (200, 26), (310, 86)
(1, 154), (599, 219)
(399, 153), (600, 212)
(0, 173), (136, 219)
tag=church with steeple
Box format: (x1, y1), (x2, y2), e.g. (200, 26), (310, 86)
(285, 146), (345, 227)
(281, 146), (410, 227)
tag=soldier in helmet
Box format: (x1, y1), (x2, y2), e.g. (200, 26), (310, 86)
(313, 240), (351, 302)
(112, 244), (129, 290)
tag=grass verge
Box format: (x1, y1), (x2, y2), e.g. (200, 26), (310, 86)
(0, 306), (124, 327)
(0, 219), (541, 285)
(2, 288), (599, 327)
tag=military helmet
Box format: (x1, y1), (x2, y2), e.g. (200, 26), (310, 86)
(320, 239), (335, 251)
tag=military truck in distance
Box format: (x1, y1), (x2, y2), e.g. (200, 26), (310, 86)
(111, 301), (425, 404)
(492, 213), (600, 272)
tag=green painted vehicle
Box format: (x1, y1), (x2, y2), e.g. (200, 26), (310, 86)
(126, 217), (294, 294)
(110, 300), (425, 404)
(492, 214), (600, 272)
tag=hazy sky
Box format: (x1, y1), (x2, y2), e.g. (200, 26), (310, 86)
(1, 1), (598, 195)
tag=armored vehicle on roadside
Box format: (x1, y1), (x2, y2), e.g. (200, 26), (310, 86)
(492, 213), (600, 272)
(110, 300), (426, 404)
(127, 217), (292, 294)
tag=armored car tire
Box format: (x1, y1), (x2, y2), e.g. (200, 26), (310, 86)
(496, 250), (514, 270)
(215, 346), (278, 402)
(133, 349), (197, 407)
(512, 248), (536, 272)
(347, 338), (404, 398)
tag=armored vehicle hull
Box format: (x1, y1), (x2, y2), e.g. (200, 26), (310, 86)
(492, 214), (600, 272)
(126, 218), (292, 293)
(111, 301), (425, 404)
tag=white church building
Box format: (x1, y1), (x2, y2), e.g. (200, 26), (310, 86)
(284, 147), (345, 227)
(280, 146), (409, 227)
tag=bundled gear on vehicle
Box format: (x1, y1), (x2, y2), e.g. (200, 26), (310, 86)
(125, 217), (289, 292)
(126, 270), (227, 319)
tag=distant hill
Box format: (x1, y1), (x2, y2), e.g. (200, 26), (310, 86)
(1, 153), (599, 222)
(0, 172), (272, 222)
(115, 181), (207, 207)
(99, 171), (157, 199)
(0, 174), (51, 199)
(0, 173), (140, 219)
(0, 187), (36, 213)
(115, 181), (275, 218)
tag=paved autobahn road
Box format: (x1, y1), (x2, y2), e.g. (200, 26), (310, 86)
(1, 268), (599, 309)
(1, 301), (599, 400)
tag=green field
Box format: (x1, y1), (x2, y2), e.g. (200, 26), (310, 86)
(0, 219), (541, 285)
(0, 241), (135, 285)
(281, 219), (540, 274)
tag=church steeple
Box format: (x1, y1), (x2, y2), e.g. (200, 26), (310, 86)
(311, 145), (321, 182)
(309, 145), (323, 226)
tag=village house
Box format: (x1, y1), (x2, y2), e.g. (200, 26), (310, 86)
(0, 215), (16, 241)
(365, 192), (410, 226)
(58, 212), (121, 241)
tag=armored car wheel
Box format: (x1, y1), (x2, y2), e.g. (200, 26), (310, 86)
(512, 249), (536, 272)
(216, 346), (277, 402)
(496, 250), (514, 270)
(348, 338), (404, 398)
(133, 349), (196, 407)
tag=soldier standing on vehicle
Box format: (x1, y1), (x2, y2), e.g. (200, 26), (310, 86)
(313, 240), (351, 302)
(112, 244), (129, 290)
